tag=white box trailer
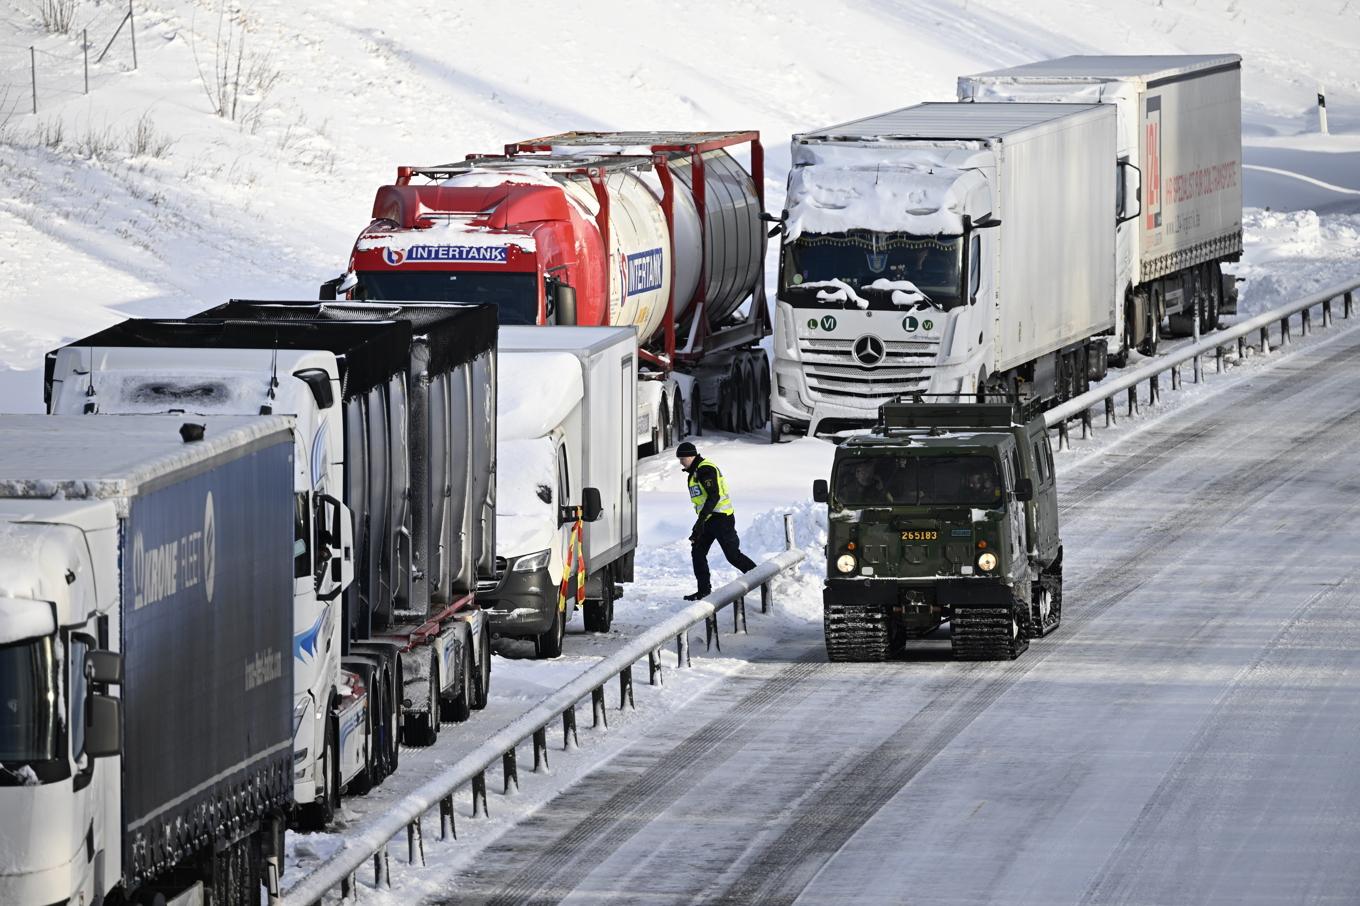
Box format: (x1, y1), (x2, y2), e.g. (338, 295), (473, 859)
(772, 102), (1116, 435)
(959, 54), (1243, 355)
(488, 326), (638, 657)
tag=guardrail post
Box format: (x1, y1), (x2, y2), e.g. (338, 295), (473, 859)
(1105, 396), (1116, 427)
(563, 705), (579, 750)
(619, 664), (635, 710)
(1237, 336), (1245, 361)
(784, 513), (796, 550)
(648, 648), (664, 685)
(1215, 346), (1224, 374)
(1149, 374), (1160, 404)
(1057, 419), (1070, 451)
(503, 748), (519, 794)
(705, 613), (721, 651)
(1281, 316), (1291, 346)
(734, 595), (747, 633)
(342, 870), (358, 901)
(1080, 408), (1092, 439)
(591, 685), (608, 727)
(408, 818), (425, 867)
(1127, 386), (1138, 417)
(533, 727), (550, 772)
(1302, 306), (1312, 335)
(1192, 295), (1202, 382)
(440, 795), (456, 839)
(677, 631), (691, 667)
(374, 847), (390, 889)
(1346, 291), (1353, 319)
(760, 582), (772, 614)
(1324, 298), (1333, 327)
(1171, 364), (1180, 390)
(1260, 326), (1270, 354)
(472, 771), (489, 818)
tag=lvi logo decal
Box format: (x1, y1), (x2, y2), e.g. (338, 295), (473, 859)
(820, 315), (837, 331)
(383, 247), (407, 266)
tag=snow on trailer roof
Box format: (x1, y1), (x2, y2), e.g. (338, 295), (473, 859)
(511, 131), (759, 152)
(498, 325), (637, 355)
(965, 54), (1241, 84)
(0, 415), (293, 501)
(798, 102), (1107, 143)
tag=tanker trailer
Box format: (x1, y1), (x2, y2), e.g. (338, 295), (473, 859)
(324, 131), (772, 453)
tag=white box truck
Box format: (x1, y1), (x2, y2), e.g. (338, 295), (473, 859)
(772, 102), (1117, 437)
(487, 326), (638, 657)
(959, 54), (1243, 357)
(0, 415), (300, 906)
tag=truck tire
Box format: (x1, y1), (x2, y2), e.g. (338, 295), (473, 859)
(210, 831), (261, 906)
(690, 390), (704, 437)
(535, 603), (565, 659)
(472, 622), (491, 710)
(672, 389), (686, 441)
(296, 717), (338, 831)
(583, 573), (615, 633)
(347, 704), (376, 796)
(443, 646), (472, 723)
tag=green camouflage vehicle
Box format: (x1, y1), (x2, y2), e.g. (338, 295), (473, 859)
(813, 401), (1062, 661)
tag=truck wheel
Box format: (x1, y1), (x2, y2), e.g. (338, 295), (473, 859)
(472, 622), (491, 710)
(583, 574), (615, 633)
(296, 718), (338, 831)
(690, 390), (704, 437)
(347, 705), (376, 795)
(769, 413), (785, 445)
(387, 658), (402, 773)
(672, 388), (687, 440)
(444, 646), (473, 723)
(211, 831), (261, 906)
(1138, 310), (1160, 356)
(535, 603), (565, 659)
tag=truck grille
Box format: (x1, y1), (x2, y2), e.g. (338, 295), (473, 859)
(799, 337), (939, 401)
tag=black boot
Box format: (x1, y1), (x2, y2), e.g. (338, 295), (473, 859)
(683, 590), (709, 601)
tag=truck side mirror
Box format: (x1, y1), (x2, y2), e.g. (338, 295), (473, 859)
(1014, 477), (1034, 502)
(86, 650), (123, 685)
(319, 277), (341, 301)
(292, 369), (335, 410)
(556, 283), (577, 326)
(85, 694), (122, 759)
(1118, 161), (1142, 223)
(581, 486), (603, 523)
(812, 479), (829, 503)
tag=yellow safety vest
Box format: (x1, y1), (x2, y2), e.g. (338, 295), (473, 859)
(688, 458), (735, 518)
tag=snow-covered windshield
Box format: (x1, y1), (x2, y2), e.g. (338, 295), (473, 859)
(356, 271), (539, 324)
(834, 454), (1002, 508)
(0, 636), (57, 765)
(781, 231), (962, 310)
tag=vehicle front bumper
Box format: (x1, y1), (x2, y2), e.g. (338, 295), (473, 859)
(824, 576), (1015, 610)
(482, 566), (557, 636)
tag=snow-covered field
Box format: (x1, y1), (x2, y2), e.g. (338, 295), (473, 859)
(5, 0), (1360, 902)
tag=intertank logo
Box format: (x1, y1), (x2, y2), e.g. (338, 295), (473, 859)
(132, 492), (216, 610)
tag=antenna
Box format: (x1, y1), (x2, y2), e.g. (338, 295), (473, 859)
(261, 339), (279, 415)
(82, 345), (97, 414)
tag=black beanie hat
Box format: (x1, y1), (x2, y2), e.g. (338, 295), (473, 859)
(676, 441), (698, 459)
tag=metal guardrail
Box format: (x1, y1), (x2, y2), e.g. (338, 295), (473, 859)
(1045, 280), (1360, 445)
(280, 518), (806, 905)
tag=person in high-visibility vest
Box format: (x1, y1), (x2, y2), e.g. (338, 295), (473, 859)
(677, 441), (757, 601)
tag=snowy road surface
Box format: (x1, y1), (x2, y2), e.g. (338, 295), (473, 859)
(412, 325), (1360, 904)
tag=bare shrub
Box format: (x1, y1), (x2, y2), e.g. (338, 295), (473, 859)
(35, 0), (78, 34)
(33, 117), (65, 149)
(74, 121), (118, 159)
(192, 4), (282, 131)
(126, 111), (176, 158)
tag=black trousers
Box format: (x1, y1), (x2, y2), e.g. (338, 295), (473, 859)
(691, 512), (757, 593)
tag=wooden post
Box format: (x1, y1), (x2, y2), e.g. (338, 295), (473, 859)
(30, 47), (36, 114)
(129, 0), (137, 69)
(83, 29), (88, 94)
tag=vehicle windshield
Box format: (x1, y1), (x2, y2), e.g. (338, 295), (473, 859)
(834, 454), (1003, 508)
(355, 271), (539, 324)
(781, 231), (963, 310)
(0, 637), (58, 765)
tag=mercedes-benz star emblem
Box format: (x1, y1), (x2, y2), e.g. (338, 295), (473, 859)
(853, 334), (886, 366)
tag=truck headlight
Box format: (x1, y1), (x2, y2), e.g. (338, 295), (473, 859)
(293, 700), (310, 738)
(836, 553), (857, 574)
(513, 549), (552, 572)
(977, 552), (998, 572)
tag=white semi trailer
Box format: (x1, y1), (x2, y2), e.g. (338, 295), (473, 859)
(771, 102), (1117, 437)
(0, 415), (303, 906)
(959, 54), (1243, 358)
(488, 326), (638, 657)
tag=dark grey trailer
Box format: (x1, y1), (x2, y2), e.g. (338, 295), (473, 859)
(0, 414), (294, 904)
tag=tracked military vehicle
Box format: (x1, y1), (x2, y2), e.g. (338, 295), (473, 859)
(813, 401), (1062, 661)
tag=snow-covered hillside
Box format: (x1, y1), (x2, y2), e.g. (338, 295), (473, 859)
(2, 0), (1359, 411)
